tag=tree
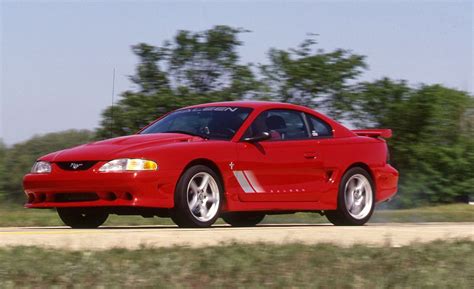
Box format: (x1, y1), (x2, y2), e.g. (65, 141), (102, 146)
(96, 26), (259, 138)
(168, 26), (255, 95)
(2, 130), (95, 202)
(352, 80), (474, 206)
(260, 38), (367, 118)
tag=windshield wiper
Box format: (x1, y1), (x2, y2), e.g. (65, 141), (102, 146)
(163, 130), (209, 140)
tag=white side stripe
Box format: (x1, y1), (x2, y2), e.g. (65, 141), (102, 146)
(243, 170), (265, 193)
(233, 171), (255, 193)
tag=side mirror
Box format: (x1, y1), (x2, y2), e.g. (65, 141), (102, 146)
(242, 132), (271, 142)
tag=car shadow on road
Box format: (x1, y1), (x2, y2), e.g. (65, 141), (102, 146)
(101, 223), (332, 230)
(23, 223), (331, 230)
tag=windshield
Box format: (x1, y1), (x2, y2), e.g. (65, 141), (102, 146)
(140, 106), (253, 140)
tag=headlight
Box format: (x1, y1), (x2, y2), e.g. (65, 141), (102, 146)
(99, 159), (158, 172)
(31, 161), (52, 174)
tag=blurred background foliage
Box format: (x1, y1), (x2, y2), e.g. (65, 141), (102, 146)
(0, 131), (95, 203)
(1, 26), (472, 207)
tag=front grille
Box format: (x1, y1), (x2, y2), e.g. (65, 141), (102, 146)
(54, 193), (99, 202)
(56, 161), (98, 171)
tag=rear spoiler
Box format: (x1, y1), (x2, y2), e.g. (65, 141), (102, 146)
(352, 129), (392, 138)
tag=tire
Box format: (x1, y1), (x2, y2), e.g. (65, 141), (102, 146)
(326, 167), (375, 226)
(57, 208), (108, 228)
(222, 212), (265, 227)
(170, 165), (223, 228)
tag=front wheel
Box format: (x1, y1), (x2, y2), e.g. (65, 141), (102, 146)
(222, 212), (265, 227)
(170, 165), (222, 228)
(326, 167), (375, 226)
(57, 208), (108, 228)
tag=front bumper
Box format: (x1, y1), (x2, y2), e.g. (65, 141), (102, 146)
(23, 164), (178, 209)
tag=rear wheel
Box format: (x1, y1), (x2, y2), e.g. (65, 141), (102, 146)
(170, 165), (222, 228)
(57, 208), (108, 228)
(326, 167), (375, 226)
(222, 212), (265, 227)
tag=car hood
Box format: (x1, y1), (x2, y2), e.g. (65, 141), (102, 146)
(43, 133), (202, 162)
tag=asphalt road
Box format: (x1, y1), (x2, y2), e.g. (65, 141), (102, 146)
(0, 223), (472, 250)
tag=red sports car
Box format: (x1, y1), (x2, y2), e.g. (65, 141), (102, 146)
(23, 101), (398, 228)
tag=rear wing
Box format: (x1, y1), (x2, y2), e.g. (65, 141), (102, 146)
(352, 129), (392, 138)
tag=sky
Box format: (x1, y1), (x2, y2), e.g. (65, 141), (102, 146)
(1, 0), (472, 145)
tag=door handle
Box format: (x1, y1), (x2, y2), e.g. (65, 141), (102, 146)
(304, 152), (318, 159)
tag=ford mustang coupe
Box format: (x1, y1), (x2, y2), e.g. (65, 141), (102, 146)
(23, 101), (398, 228)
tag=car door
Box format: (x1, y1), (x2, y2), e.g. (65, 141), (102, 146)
(235, 109), (327, 202)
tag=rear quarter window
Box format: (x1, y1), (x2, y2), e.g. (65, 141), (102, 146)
(307, 114), (333, 137)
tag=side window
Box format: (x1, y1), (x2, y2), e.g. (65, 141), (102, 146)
(244, 109), (310, 141)
(307, 114), (333, 137)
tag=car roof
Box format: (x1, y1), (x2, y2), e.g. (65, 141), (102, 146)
(187, 100), (313, 111)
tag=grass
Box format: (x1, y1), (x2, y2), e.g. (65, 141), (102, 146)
(0, 205), (174, 227)
(372, 203), (474, 223)
(0, 203), (472, 227)
(0, 240), (472, 288)
(266, 203), (474, 224)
